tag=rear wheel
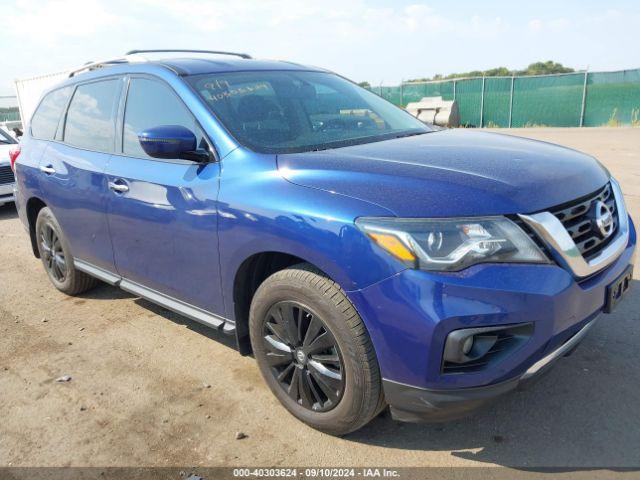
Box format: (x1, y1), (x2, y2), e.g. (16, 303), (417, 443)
(35, 207), (98, 295)
(249, 263), (384, 435)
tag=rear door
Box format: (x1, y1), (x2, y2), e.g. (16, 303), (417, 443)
(38, 77), (123, 273)
(105, 75), (224, 315)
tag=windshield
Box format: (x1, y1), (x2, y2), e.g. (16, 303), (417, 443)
(187, 71), (431, 154)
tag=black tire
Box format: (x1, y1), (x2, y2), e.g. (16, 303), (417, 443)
(249, 263), (384, 435)
(35, 207), (99, 295)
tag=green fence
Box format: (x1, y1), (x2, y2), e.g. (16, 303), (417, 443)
(0, 109), (20, 122)
(370, 69), (640, 127)
(0, 96), (20, 122)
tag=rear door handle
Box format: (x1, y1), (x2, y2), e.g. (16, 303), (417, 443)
(39, 165), (56, 175)
(108, 180), (129, 193)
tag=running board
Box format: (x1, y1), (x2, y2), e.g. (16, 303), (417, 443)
(74, 259), (120, 285)
(74, 259), (235, 335)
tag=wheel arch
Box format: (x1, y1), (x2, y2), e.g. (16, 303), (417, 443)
(26, 196), (48, 258)
(232, 251), (333, 354)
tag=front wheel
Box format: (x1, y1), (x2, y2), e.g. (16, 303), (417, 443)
(249, 263), (384, 435)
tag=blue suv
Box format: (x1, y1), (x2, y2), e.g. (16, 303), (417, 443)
(12, 50), (636, 435)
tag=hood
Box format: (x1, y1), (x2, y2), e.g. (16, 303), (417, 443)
(0, 144), (13, 164)
(277, 130), (609, 217)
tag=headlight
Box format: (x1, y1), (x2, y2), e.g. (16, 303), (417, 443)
(356, 216), (549, 272)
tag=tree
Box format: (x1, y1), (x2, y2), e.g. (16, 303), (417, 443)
(483, 67), (512, 77)
(404, 61), (574, 83)
(357, 81), (371, 89)
(517, 61), (574, 76)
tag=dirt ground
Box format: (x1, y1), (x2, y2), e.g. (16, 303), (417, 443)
(1, 127), (639, 469)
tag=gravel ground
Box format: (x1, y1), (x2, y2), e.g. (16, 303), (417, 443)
(1, 127), (639, 469)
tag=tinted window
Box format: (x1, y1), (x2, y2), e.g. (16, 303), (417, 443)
(123, 78), (203, 158)
(30, 87), (72, 140)
(64, 79), (120, 152)
(187, 71), (431, 154)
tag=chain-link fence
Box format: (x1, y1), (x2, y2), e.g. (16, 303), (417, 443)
(370, 69), (640, 127)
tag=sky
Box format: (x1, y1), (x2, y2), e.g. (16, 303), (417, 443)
(1, 0), (640, 96)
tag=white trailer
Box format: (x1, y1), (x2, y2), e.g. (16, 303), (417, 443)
(14, 70), (71, 129)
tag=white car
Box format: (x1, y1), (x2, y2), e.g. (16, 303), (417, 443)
(0, 128), (17, 206)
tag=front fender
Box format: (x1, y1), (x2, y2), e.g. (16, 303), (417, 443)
(217, 148), (404, 319)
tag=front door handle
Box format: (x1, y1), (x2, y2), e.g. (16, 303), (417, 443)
(39, 165), (56, 175)
(108, 181), (129, 193)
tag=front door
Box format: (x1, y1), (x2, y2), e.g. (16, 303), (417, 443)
(105, 76), (224, 315)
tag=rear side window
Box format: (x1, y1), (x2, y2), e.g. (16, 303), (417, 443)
(30, 87), (72, 140)
(64, 79), (120, 152)
(122, 78), (203, 158)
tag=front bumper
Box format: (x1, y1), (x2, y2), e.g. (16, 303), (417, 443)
(347, 217), (636, 422)
(384, 316), (598, 422)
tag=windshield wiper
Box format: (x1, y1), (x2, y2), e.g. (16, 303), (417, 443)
(393, 131), (429, 139)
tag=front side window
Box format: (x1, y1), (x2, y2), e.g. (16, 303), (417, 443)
(123, 78), (204, 158)
(64, 79), (120, 152)
(187, 71), (431, 153)
(30, 86), (72, 140)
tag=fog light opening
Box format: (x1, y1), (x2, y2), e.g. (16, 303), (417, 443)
(442, 323), (534, 374)
(461, 336), (474, 355)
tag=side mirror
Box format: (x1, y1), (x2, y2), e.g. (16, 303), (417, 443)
(138, 125), (209, 162)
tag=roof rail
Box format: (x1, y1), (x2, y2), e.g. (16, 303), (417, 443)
(125, 49), (252, 59)
(68, 49), (253, 78)
(68, 56), (142, 77)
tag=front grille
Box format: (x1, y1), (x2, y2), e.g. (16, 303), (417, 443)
(511, 217), (551, 255)
(0, 165), (15, 185)
(550, 183), (618, 261)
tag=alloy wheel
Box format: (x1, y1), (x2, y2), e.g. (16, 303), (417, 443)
(40, 223), (67, 282)
(261, 301), (345, 412)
